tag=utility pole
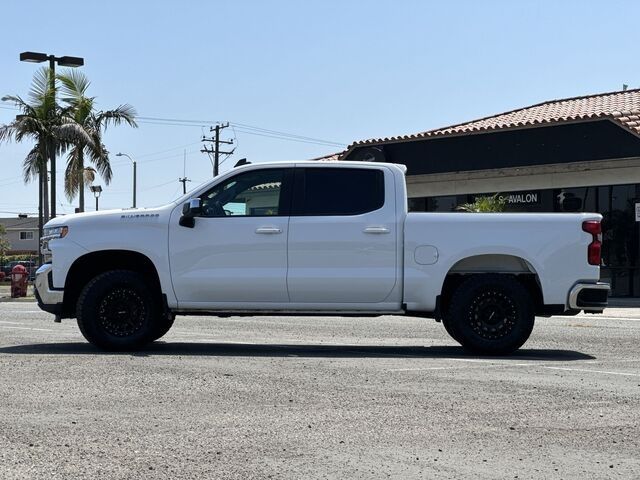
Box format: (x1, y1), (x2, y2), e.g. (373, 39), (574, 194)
(178, 177), (191, 194)
(178, 150), (191, 194)
(201, 122), (235, 177)
(115, 153), (137, 208)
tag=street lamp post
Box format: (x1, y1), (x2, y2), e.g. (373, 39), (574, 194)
(90, 185), (102, 211)
(19, 51), (84, 221)
(116, 153), (137, 208)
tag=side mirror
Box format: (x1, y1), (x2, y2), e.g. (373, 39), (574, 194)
(179, 198), (201, 228)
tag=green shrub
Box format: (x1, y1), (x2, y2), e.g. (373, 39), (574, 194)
(456, 193), (507, 213)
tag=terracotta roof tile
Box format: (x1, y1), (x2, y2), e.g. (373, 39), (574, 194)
(309, 152), (344, 161)
(347, 89), (640, 150)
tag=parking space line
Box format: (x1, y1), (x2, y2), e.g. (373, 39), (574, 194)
(0, 310), (45, 314)
(544, 366), (640, 377)
(0, 325), (54, 332)
(557, 316), (640, 323)
(390, 362), (551, 372)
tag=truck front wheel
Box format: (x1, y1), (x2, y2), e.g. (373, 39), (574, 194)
(76, 270), (159, 351)
(447, 274), (535, 355)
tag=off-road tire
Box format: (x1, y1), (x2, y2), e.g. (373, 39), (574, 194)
(76, 270), (159, 351)
(152, 314), (175, 341)
(447, 274), (535, 355)
(441, 314), (461, 344)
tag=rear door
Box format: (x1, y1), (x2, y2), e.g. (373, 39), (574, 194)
(287, 165), (398, 303)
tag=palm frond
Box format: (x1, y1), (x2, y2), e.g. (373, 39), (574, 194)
(96, 104), (138, 130)
(83, 166), (96, 185)
(56, 122), (93, 146)
(64, 152), (80, 199)
(22, 145), (44, 183)
(28, 67), (56, 111)
(0, 123), (15, 143)
(57, 69), (91, 103)
(90, 143), (112, 184)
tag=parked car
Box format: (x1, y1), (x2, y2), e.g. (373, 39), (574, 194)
(35, 161), (609, 353)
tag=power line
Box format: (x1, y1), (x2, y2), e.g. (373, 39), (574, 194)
(136, 115), (346, 147)
(139, 179), (177, 192)
(2, 99), (345, 144)
(134, 141), (202, 159)
(230, 127), (345, 147)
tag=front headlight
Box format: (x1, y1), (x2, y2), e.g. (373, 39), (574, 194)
(42, 226), (69, 241)
(41, 226), (69, 257)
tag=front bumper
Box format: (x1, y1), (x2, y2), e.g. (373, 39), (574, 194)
(568, 282), (610, 311)
(34, 264), (64, 315)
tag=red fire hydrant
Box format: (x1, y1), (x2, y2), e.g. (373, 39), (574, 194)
(11, 264), (28, 298)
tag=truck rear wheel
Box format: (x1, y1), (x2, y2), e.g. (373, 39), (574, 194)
(441, 314), (461, 344)
(447, 274), (534, 355)
(152, 314), (175, 342)
(76, 270), (159, 351)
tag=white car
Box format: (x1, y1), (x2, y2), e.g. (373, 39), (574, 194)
(35, 161), (609, 354)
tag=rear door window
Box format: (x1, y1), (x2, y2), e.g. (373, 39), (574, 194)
(293, 168), (385, 216)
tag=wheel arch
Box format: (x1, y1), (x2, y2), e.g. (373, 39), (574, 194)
(439, 254), (544, 317)
(62, 249), (163, 318)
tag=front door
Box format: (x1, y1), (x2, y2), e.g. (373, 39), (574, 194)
(169, 168), (293, 308)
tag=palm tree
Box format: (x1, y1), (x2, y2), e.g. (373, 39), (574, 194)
(0, 67), (57, 221)
(0, 67), (92, 219)
(57, 70), (137, 212)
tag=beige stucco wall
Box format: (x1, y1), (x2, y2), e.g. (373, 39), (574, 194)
(405, 157), (640, 198)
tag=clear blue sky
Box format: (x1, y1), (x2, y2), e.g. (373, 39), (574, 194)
(1, 0), (639, 213)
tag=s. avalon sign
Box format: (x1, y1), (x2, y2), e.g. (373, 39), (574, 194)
(473, 191), (541, 206)
(500, 192), (540, 205)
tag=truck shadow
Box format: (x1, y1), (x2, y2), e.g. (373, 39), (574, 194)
(0, 342), (595, 361)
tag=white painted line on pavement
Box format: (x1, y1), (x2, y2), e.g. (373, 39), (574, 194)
(557, 316), (640, 322)
(0, 310), (45, 314)
(390, 362), (551, 372)
(544, 366), (640, 377)
(449, 358), (512, 363)
(390, 367), (455, 371)
(0, 325), (54, 332)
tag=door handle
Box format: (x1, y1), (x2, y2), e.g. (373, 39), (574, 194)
(363, 226), (390, 234)
(255, 226), (282, 234)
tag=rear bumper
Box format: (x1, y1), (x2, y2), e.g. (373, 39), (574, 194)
(34, 264), (63, 315)
(568, 282), (610, 311)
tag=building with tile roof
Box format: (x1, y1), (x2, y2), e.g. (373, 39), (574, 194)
(341, 89), (640, 297)
(345, 88), (640, 149)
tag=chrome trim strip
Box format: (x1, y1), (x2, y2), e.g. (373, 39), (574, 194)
(568, 282), (610, 310)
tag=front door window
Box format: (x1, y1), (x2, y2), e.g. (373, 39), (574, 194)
(200, 169), (287, 217)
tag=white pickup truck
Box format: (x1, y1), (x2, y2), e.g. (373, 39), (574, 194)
(35, 161), (609, 354)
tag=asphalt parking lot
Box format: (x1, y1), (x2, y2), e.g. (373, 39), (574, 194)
(0, 302), (638, 479)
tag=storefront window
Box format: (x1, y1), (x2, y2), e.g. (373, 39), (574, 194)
(427, 196), (458, 212)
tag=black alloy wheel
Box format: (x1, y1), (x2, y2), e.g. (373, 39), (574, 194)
(447, 274), (535, 355)
(97, 287), (147, 338)
(76, 270), (159, 351)
(467, 288), (518, 341)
